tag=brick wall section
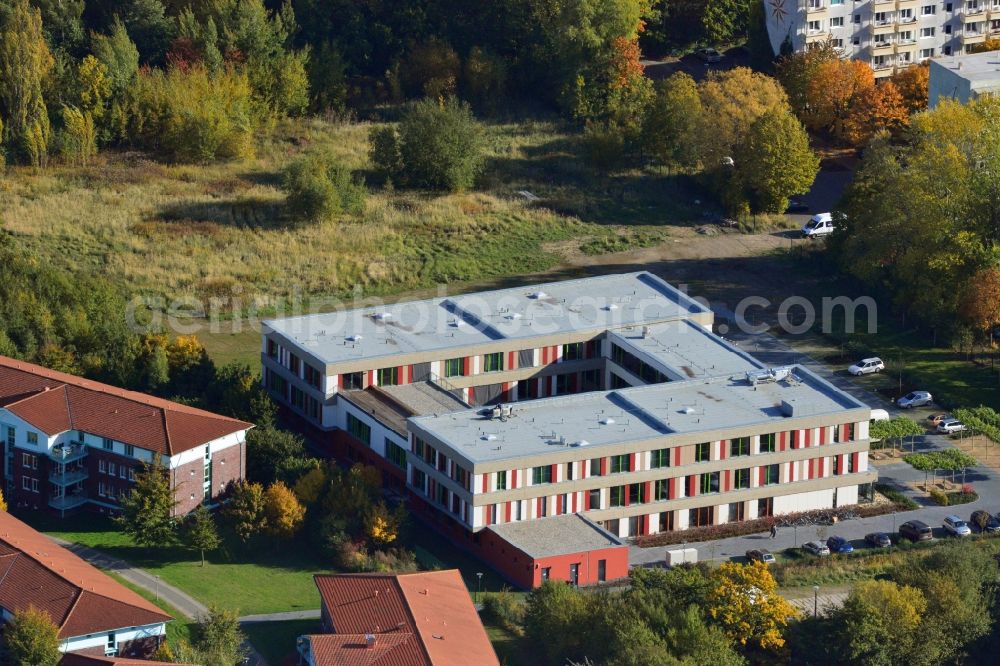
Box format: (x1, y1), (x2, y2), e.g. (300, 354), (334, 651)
(9, 449), (48, 511)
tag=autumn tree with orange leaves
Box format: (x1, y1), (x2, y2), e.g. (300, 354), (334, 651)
(842, 80), (910, 145)
(962, 268), (1000, 336)
(891, 64), (930, 112)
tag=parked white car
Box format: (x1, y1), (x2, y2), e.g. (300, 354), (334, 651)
(849, 357), (884, 376)
(943, 515), (972, 537)
(897, 391), (933, 408)
(802, 213), (834, 238)
(937, 419), (967, 435)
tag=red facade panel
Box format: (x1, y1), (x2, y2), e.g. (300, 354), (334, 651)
(779, 431), (787, 451)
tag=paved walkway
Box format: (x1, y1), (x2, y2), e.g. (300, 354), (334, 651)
(630, 317), (1000, 567)
(784, 590), (849, 616)
(240, 609), (321, 623)
(47, 537), (270, 666)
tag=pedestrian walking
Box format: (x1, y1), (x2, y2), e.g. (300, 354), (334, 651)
(770, 524), (777, 539)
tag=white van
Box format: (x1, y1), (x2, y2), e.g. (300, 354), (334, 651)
(802, 213), (834, 238)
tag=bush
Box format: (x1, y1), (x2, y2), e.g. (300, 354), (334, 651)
(377, 97), (485, 192)
(947, 490), (978, 505)
(874, 483), (920, 510)
(124, 64), (258, 163)
(57, 106), (97, 166)
(582, 121), (627, 172)
(929, 488), (949, 506)
(400, 39), (460, 99)
(482, 588), (525, 633)
(283, 150), (366, 222)
(368, 125), (402, 182)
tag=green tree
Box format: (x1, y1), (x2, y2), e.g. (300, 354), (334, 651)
(184, 504), (221, 567)
(92, 18), (140, 101)
(523, 581), (594, 663)
(392, 97), (486, 191)
(224, 479), (266, 542)
(283, 150), (367, 222)
(205, 362), (275, 425)
(308, 40), (347, 112)
(733, 108), (819, 213)
(835, 579), (926, 666)
(57, 105), (96, 166)
(0, 0), (54, 166)
(644, 72), (702, 169)
(245, 424), (315, 485)
(116, 462), (178, 546)
(2, 606), (60, 666)
(775, 40), (840, 117)
(34, 0), (85, 54)
(702, 0), (754, 45)
(196, 606), (247, 666)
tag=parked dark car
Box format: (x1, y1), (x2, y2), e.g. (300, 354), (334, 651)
(970, 510), (1000, 533)
(826, 535), (854, 554)
(899, 520), (934, 542)
(865, 532), (892, 548)
(785, 199), (809, 213)
(746, 549), (776, 565)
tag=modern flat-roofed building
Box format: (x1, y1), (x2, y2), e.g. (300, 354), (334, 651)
(263, 272), (877, 587)
(929, 49), (1000, 105)
(0, 356), (253, 516)
(764, 0), (1000, 78)
(0, 511), (173, 658)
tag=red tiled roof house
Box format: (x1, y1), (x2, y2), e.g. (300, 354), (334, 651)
(0, 356), (253, 516)
(0, 511), (174, 657)
(298, 570), (500, 666)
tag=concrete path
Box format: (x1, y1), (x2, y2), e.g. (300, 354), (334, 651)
(48, 536), (270, 666)
(784, 590), (849, 616)
(240, 609), (321, 623)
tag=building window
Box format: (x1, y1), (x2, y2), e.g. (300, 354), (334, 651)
(22, 453), (37, 469)
(124, 445), (134, 457)
(610, 454), (629, 474)
(444, 357), (465, 377)
(628, 483), (645, 504)
(304, 364), (323, 390)
(650, 448), (670, 469)
(565, 462), (574, 481)
(700, 472), (720, 494)
(109, 462), (116, 476)
(386, 440), (407, 469)
(763, 464), (780, 485)
(483, 352), (504, 373)
(288, 353), (301, 376)
(922, 4), (936, 13)
(609, 486), (626, 507)
(342, 372), (363, 390)
(758, 497), (774, 518)
(848, 455), (856, 473)
(759, 433), (776, 453)
(5, 426), (13, 448)
(346, 413), (372, 445)
(562, 342), (584, 361)
(590, 458), (602, 476)
(729, 502), (746, 522)
(532, 465), (552, 485)
(921, 26), (936, 37)
(654, 479), (668, 501)
(730, 437), (750, 457)
(99, 460), (107, 473)
(26, 431), (38, 446)
(734, 468), (751, 490)
(266, 339), (278, 358)
(689, 506), (713, 527)
(495, 471), (507, 490)
(830, 16), (844, 26)
(411, 468), (427, 493)
(598, 559), (607, 582)
(541, 567), (551, 581)
(695, 442), (710, 462)
(377, 367), (399, 386)
(588, 488), (601, 510)
(847, 423), (856, 441)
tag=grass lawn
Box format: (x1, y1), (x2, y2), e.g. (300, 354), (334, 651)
(0, 116), (697, 317)
(25, 511), (326, 616)
(243, 619), (319, 666)
(485, 623), (533, 666)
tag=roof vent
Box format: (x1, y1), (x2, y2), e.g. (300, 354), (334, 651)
(504, 313), (523, 320)
(603, 304), (618, 311)
(573, 439), (590, 447)
(529, 291), (548, 300)
(346, 335), (363, 343)
(681, 406), (696, 415)
(599, 418), (616, 425)
(450, 320), (466, 328)
(372, 312), (392, 321)
(482, 434), (497, 441)
(365, 634), (376, 649)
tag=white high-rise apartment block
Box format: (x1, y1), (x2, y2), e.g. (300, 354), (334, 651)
(765, 0), (1000, 77)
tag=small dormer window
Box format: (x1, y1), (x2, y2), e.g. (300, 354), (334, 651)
(103, 438), (114, 451)
(26, 432), (38, 445)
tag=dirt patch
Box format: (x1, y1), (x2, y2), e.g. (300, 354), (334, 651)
(951, 434), (1000, 473)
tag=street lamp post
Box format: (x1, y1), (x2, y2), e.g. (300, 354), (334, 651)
(155, 575), (160, 602)
(813, 585), (819, 618)
(476, 572), (483, 604)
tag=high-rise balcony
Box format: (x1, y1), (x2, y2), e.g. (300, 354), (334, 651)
(49, 468), (89, 486)
(49, 493), (89, 511)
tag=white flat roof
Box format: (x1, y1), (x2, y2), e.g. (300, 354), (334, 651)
(264, 272), (710, 366)
(931, 50), (1000, 86)
(611, 320), (763, 379)
(409, 365), (869, 465)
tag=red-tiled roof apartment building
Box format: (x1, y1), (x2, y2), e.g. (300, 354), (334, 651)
(0, 356), (253, 517)
(297, 570), (500, 666)
(0, 511), (175, 658)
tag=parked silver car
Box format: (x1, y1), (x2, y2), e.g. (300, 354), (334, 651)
(897, 391), (933, 408)
(802, 541), (831, 556)
(943, 515), (972, 537)
(937, 419), (967, 435)
(849, 357), (884, 376)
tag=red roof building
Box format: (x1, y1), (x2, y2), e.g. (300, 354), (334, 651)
(0, 511), (174, 658)
(0, 356), (253, 516)
(299, 570), (499, 666)
(60, 655), (197, 666)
